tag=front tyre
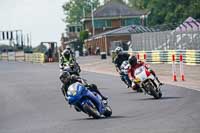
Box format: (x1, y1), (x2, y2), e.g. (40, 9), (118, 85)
(158, 91), (162, 98)
(150, 86), (161, 99)
(103, 106), (112, 117)
(83, 104), (101, 119)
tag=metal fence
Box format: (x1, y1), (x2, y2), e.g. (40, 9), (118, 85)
(127, 50), (200, 65)
(130, 30), (200, 51)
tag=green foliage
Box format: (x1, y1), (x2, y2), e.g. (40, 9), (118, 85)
(128, 0), (200, 25)
(107, 0), (126, 4)
(62, 0), (100, 24)
(129, 0), (150, 9)
(79, 30), (89, 43)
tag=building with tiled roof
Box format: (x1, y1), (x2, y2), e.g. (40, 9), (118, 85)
(82, 1), (147, 55)
(82, 1), (146, 35)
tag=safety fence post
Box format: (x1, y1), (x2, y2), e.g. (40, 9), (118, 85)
(137, 53), (140, 60)
(144, 53), (147, 63)
(179, 54), (185, 81)
(172, 54), (177, 81)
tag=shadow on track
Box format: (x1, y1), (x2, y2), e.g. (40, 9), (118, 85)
(134, 96), (183, 101)
(72, 115), (127, 121)
(122, 91), (140, 94)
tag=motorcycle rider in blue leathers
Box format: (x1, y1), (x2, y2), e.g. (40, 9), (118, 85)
(59, 71), (108, 105)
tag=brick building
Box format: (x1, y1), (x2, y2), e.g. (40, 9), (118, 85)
(81, 1), (147, 55)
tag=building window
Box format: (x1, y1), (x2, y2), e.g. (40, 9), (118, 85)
(106, 20), (111, 27)
(121, 18), (140, 26)
(77, 26), (81, 32)
(69, 26), (75, 32)
(94, 20), (112, 28)
(94, 20), (105, 28)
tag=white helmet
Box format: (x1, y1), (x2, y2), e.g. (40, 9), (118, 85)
(66, 45), (71, 50)
(115, 47), (123, 55)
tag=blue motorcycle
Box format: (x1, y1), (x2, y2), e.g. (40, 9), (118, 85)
(66, 80), (112, 119)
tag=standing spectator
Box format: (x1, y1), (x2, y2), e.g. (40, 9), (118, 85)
(47, 43), (53, 62)
(88, 47), (92, 55)
(95, 46), (100, 55)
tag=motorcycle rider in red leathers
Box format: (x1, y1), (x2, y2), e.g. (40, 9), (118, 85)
(128, 55), (163, 91)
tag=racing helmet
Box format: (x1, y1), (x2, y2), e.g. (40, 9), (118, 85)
(128, 55), (137, 66)
(115, 47), (123, 55)
(62, 49), (70, 59)
(59, 71), (71, 84)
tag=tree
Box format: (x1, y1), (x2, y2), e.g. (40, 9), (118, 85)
(128, 0), (150, 9)
(63, 0), (100, 24)
(128, 0), (200, 26)
(79, 30), (89, 43)
(104, 0), (126, 4)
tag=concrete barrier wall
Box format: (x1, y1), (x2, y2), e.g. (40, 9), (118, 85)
(16, 51), (25, 61)
(0, 52), (45, 63)
(1, 52), (8, 60)
(32, 53), (45, 63)
(8, 52), (15, 61)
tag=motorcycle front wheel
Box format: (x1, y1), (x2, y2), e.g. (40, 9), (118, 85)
(83, 104), (101, 119)
(149, 85), (162, 99)
(103, 106), (112, 117)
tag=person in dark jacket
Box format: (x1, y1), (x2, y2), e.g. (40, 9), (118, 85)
(113, 47), (131, 88)
(47, 47), (53, 62)
(113, 47), (130, 72)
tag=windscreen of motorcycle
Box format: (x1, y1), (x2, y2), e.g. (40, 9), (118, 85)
(134, 66), (148, 82)
(67, 82), (82, 96)
(63, 65), (72, 72)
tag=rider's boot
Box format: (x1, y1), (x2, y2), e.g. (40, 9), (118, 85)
(89, 84), (108, 100)
(135, 84), (143, 93)
(155, 77), (164, 86)
(150, 70), (164, 86)
(98, 93), (108, 100)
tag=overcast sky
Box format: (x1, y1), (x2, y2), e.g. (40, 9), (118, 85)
(0, 0), (108, 47)
(0, 0), (67, 46)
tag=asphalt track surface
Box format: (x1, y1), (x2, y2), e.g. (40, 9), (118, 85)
(0, 61), (200, 133)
